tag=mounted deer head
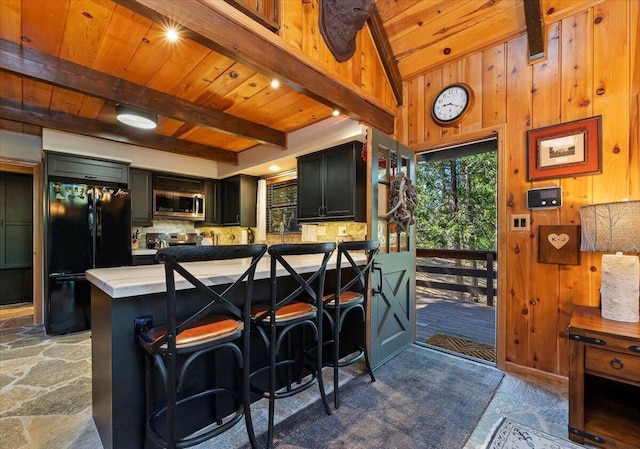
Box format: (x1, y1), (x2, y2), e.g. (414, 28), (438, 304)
(319, 0), (374, 62)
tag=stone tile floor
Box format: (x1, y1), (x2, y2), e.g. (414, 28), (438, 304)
(1, 312), (584, 449)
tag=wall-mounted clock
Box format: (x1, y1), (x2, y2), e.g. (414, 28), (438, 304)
(431, 83), (475, 127)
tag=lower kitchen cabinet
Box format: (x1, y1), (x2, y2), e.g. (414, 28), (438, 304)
(131, 254), (156, 266)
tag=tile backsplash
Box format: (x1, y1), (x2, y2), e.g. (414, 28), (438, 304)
(132, 220), (367, 249)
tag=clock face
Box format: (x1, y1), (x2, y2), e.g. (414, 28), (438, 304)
(432, 84), (473, 125)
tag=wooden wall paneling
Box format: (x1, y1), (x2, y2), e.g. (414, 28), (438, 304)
(396, 2), (526, 80)
(280, 0), (303, 49)
(406, 76), (424, 147)
(541, 0), (604, 24)
(630, 1), (640, 198)
(529, 20), (562, 375)
(557, 9), (595, 376)
(592, 0), (631, 202)
(424, 69), (443, 143)
(460, 52), (483, 133)
(440, 62), (461, 139)
(59, 0), (115, 67)
(0, 0), (21, 43)
(481, 44), (507, 128)
(505, 34), (533, 367)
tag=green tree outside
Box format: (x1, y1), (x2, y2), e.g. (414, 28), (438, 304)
(415, 152), (497, 251)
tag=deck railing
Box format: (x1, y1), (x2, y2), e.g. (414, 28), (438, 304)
(416, 249), (497, 306)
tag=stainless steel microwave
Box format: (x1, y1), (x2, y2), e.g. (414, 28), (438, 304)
(153, 190), (205, 221)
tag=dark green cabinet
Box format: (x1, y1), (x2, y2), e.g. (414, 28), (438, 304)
(129, 168), (153, 227)
(0, 173), (32, 269)
(152, 173), (204, 193)
(297, 141), (366, 222)
(46, 152), (129, 185)
(196, 179), (221, 226)
(220, 175), (258, 226)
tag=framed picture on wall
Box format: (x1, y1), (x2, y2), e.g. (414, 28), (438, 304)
(527, 116), (602, 181)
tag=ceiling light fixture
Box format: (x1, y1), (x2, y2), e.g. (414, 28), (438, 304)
(270, 79), (280, 88)
(332, 109), (340, 117)
(269, 165), (281, 172)
(165, 27), (179, 42)
(115, 104), (157, 130)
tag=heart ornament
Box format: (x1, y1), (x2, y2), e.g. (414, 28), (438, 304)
(548, 233), (569, 249)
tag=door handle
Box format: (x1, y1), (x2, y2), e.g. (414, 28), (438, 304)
(371, 263), (383, 295)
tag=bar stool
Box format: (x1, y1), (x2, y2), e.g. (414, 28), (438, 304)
(250, 242), (336, 449)
(137, 244), (267, 449)
(323, 240), (379, 408)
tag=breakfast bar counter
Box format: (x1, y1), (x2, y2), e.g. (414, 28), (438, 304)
(87, 252), (365, 449)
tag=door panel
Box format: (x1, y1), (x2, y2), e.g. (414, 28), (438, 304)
(1, 173), (33, 269)
(369, 129), (416, 368)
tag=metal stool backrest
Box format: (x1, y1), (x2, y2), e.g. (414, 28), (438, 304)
(155, 244), (267, 354)
(333, 240), (380, 303)
(253, 242), (336, 326)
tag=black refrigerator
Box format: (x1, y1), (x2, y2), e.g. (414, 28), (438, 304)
(46, 182), (131, 334)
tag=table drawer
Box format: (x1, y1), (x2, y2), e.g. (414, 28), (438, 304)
(585, 346), (640, 383)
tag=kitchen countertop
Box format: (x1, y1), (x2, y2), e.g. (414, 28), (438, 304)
(131, 248), (157, 256)
(87, 253), (365, 299)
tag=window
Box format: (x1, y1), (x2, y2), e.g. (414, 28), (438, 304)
(267, 179), (299, 233)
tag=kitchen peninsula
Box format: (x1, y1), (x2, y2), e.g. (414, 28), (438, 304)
(86, 251), (365, 449)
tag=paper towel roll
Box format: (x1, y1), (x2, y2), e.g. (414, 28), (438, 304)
(240, 229), (248, 244)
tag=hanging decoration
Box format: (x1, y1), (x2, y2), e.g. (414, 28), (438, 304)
(386, 172), (417, 232)
(319, 0), (373, 62)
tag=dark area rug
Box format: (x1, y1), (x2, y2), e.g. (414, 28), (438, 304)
(425, 333), (496, 362)
(245, 344), (504, 449)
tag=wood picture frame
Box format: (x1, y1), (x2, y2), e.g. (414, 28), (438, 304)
(527, 116), (602, 181)
(538, 225), (581, 265)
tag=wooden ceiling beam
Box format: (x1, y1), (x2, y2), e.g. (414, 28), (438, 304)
(367, 5), (403, 106)
(0, 39), (285, 148)
(523, 0), (545, 62)
(115, 0), (395, 135)
(0, 99), (238, 164)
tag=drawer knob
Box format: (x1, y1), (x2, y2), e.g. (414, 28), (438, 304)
(610, 357), (624, 370)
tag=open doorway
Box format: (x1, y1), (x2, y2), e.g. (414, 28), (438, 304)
(414, 137), (498, 364)
(0, 171), (34, 312)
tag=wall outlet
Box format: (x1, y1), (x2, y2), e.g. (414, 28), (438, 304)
(510, 214), (530, 232)
(134, 315), (153, 341)
(338, 226), (347, 236)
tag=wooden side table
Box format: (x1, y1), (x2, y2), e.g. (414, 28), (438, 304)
(568, 306), (640, 448)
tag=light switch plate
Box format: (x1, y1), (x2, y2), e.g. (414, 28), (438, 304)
(511, 214), (530, 232)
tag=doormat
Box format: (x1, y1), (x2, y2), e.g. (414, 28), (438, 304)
(424, 333), (496, 362)
(482, 417), (584, 449)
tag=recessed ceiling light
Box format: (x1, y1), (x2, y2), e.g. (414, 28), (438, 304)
(115, 104), (157, 130)
(270, 79), (280, 88)
(166, 28), (179, 42)
(269, 165), (281, 172)
(332, 109), (340, 117)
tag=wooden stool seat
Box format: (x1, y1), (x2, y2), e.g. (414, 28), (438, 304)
(252, 301), (317, 322)
(139, 316), (243, 350)
(324, 290), (363, 307)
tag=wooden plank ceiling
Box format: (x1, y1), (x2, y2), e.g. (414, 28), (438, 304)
(0, 0), (568, 164)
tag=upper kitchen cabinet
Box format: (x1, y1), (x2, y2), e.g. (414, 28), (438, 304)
(220, 175), (258, 227)
(129, 168), (153, 227)
(196, 179), (221, 227)
(152, 173), (204, 193)
(297, 141), (366, 222)
(46, 152), (129, 185)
